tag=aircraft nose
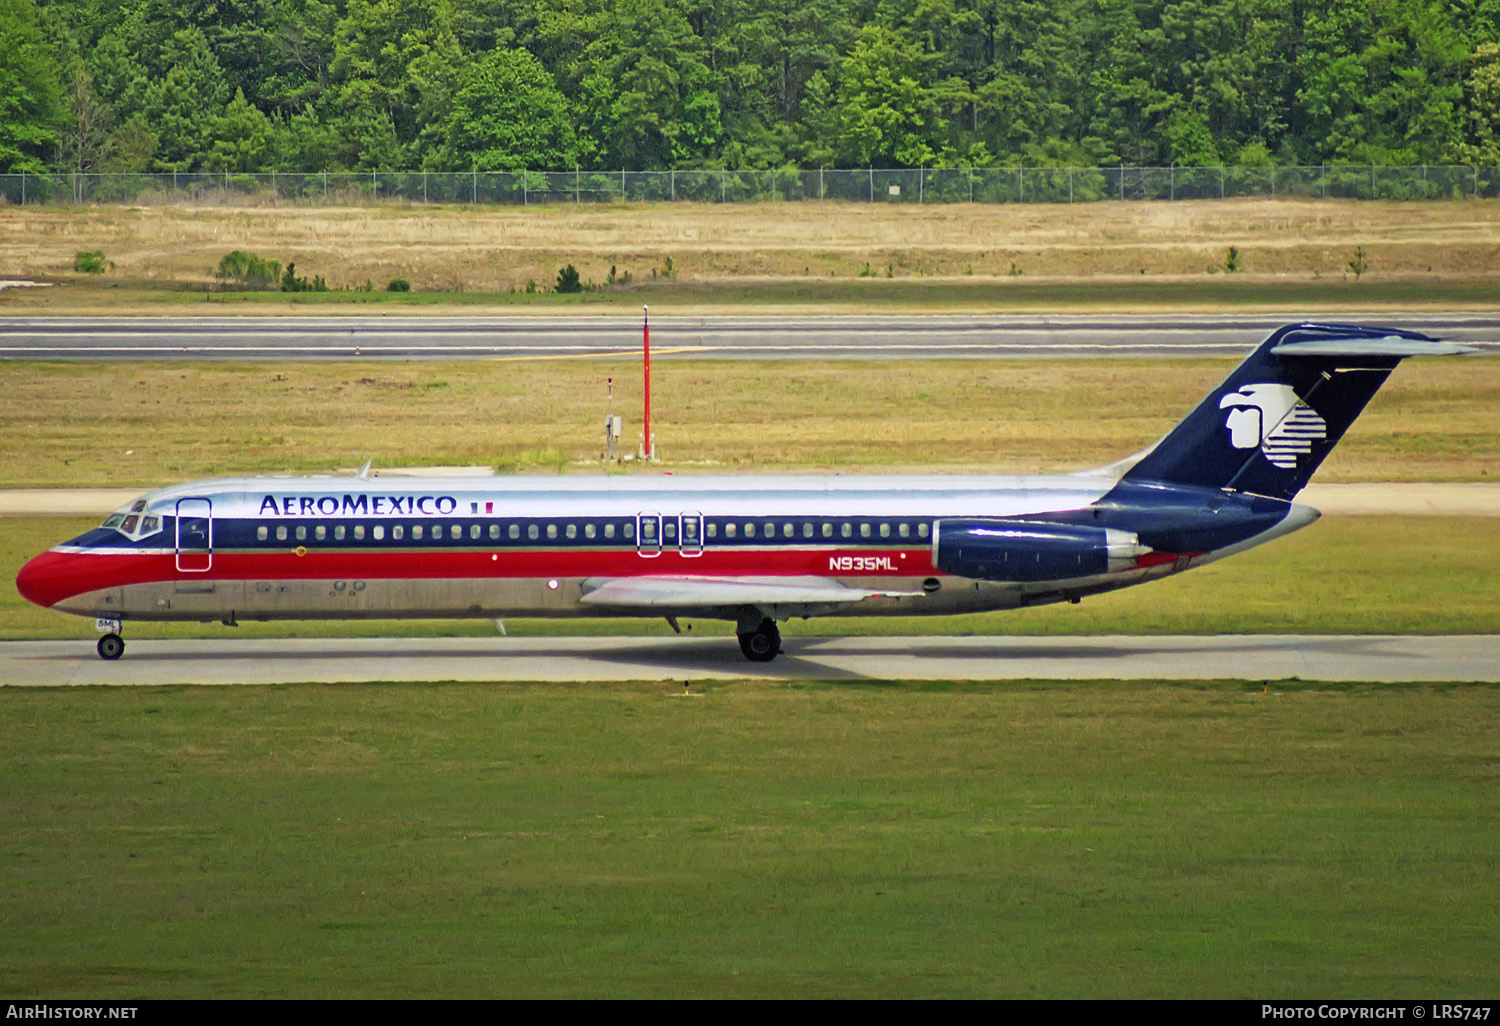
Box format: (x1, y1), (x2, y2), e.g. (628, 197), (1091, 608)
(15, 550), (62, 608)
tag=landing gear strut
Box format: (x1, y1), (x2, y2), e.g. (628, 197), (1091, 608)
(737, 618), (781, 662)
(97, 633), (124, 661)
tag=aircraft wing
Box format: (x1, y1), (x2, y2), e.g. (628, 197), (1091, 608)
(578, 575), (922, 616)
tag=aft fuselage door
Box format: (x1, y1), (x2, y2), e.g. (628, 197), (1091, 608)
(175, 498), (213, 572)
(636, 511), (662, 558)
(679, 511), (703, 557)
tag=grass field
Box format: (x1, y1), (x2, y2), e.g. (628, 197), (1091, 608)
(3, 198), (1500, 312)
(2, 678), (1497, 997)
(6, 515), (1498, 640)
(3, 357), (1497, 488)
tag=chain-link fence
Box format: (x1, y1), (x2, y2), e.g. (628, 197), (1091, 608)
(3, 166), (1499, 206)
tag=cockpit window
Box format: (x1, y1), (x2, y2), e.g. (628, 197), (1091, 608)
(102, 502), (163, 540)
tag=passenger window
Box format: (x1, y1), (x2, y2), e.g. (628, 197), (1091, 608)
(918, 523), (930, 539)
(624, 522), (635, 539)
(450, 524), (461, 540)
(489, 524), (500, 540)
(744, 522), (756, 538)
(802, 523), (813, 538)
(509, 524), (520, 540)
(393, 525), (404, 541)
(726, 523), (737, 539)
(663, 522), (675, 540)
(566, 524), (577, 539)
(642, 520), (656, 539)
(584, 523), (596, 539)
(528, 524), (539, 540)
(841, 523), (852, 538)
(334, 525), (346, 541)
(354, 524), (365, 540)
(784, 523), (794, 538)
(706, 523), (717, 539)
(899, 523), (910, 538)
(316, 525), (327, 541)
(860, 523), (871, 538)
(604, 523), (615, 539)
(547, 524), (558, 539)
(470, 524), (481, 540)
(373, 525), (385, 541)
(257, 526), (268, 541)
(880, 523), (890, 538)
(412, 525), (423, 540)
(296, 526), (307, 541)
(276, 525), (287, 542)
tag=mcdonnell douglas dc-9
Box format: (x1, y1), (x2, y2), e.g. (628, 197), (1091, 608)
(16, 322), (1471, 662)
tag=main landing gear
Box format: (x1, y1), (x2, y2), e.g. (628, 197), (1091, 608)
(97, 633), (125, 661)
(737, 618), (781, 662)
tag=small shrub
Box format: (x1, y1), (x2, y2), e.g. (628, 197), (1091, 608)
(657, 255), (676, 279)
(555, 264), (582, 293)
(279, 262), (328, 293)
(386, 278), (411, 293)
(858, 261), (875, 278)
(1007, 261), (1023, 276)
(1347, 246), (1368, 280)
(74, 250), (109, 274)
(215, 250), (280, 290)
(1224, 246), (1243, 273)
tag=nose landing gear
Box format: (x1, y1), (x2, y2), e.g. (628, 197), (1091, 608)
(96, 633), (125, 661)
(737, 618), (781, 662)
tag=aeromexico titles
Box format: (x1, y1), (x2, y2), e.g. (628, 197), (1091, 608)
(16, 323), (1472, 662)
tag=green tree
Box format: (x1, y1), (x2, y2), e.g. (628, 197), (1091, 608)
(0, 0), (62, 172)
(434, 47), (578, 169)
(576, 0), (722, 168)
(206, 87), (279, 171)
(834, 26), (942, 166)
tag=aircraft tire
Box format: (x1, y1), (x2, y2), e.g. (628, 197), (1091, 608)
(738, 621), (780, 662)
(97, 633), (124, 661)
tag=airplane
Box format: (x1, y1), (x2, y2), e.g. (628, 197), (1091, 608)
(15, 321), (1473, 663)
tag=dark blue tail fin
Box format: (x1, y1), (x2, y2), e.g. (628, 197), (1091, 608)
(1121, 323), (1471, 501)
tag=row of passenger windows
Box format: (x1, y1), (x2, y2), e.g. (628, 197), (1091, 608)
(252, 519), (932, 544)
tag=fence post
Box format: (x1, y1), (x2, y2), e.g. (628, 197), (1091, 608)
(621, 168), (625, 201)
(1119, 167), (1124, 201)
(1475, 165), (1480, 200)
(671, 169), (675, 202)
(1269, 166), (1274, 198)
(1018, 165), (1023, 202)
(1422, 163), (1427, 198)
(575, 166), (579, 204)
(918, 165), (923, 204)
(820, 166), (825, 201)
(869, 167), (873, 202)
(423, 170), (427, 203)
(523, 172), (528, 206)
(971, 166), (975, 203)
(721, 170), (726, 203)
(19, 170), (23, 206)
(372, 169), (376, 199)
(472, 169), (476, 204)
(1170, 164), (1174, 200)
(1322, 165), (1326, 200)
(1068, 167), (1073, 203)
(1219, 166), (1224, 199)
(1371, 164), (1376, 199)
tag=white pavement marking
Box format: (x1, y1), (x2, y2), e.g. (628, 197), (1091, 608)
(2, 635), (1497, 686)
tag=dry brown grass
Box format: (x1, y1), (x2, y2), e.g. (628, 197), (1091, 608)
(1, 357), (1494, 488)
(2, 198), (1499, 299)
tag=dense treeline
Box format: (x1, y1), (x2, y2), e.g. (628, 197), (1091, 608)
(3, 0), (1500, 175)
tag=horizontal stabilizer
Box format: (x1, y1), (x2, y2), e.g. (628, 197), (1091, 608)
(579, 575), (920, 611)
(1271, 338), (1477, 358)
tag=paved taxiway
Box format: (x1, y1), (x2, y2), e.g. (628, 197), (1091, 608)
(3, 634), (1497, 685)
(3, 313), (1499, 360)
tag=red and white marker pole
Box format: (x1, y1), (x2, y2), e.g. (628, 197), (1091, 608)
(642, 304), (653, 460)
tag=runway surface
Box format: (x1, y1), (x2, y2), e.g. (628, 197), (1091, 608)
(3, 313), (1499, 360)
(3, 634), (1497, 685)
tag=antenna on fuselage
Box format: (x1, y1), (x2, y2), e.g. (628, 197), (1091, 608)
(356, 459), (372, 479)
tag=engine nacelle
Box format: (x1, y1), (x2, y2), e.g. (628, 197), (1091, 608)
(934, 520), (1151, 582)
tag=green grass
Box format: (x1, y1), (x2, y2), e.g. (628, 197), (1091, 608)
(3, 357), (1496, 487)
(5, 515), (1498, 640)
(17, 275), (1500, 313)
(2, 679), (1497, 997)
